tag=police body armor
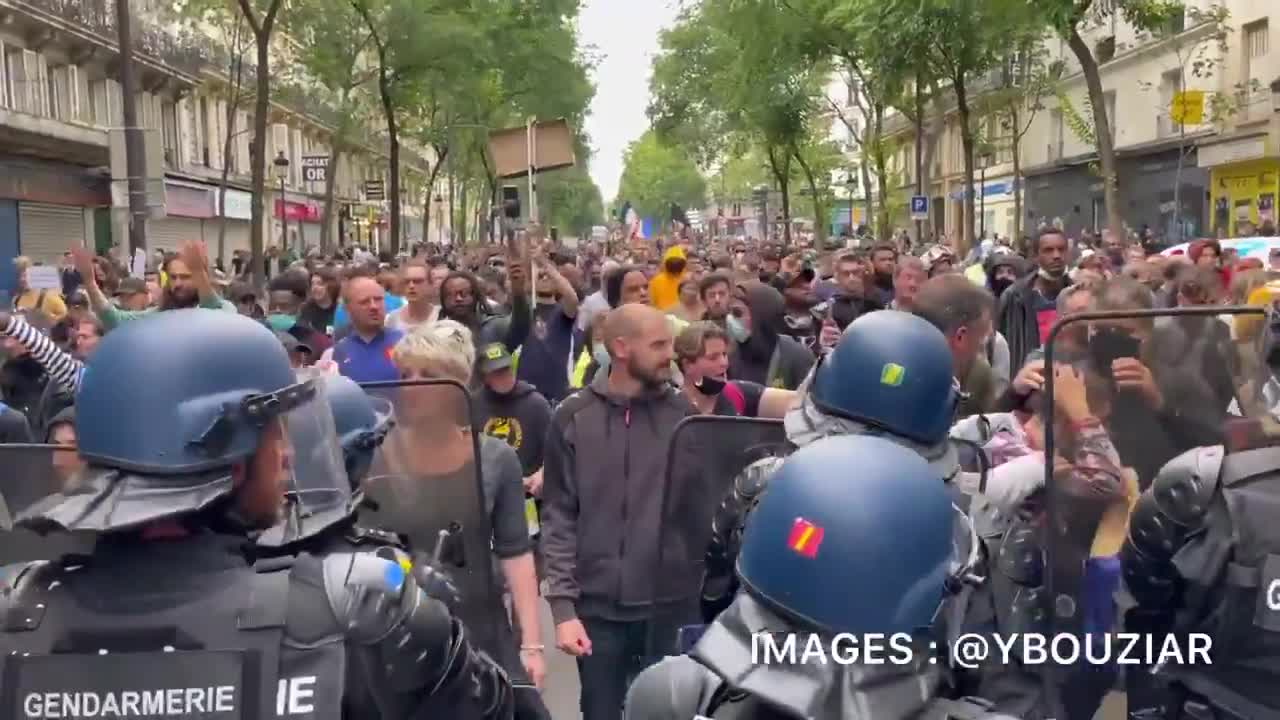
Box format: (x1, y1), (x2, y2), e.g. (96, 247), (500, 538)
(626, 595), (1024, 720)
(1122, 439), (1280, 719)
(0, 536), (512, 720)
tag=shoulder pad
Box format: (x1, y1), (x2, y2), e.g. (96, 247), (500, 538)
(320, 550), (409, 644)
(1152, 445), (1222, 527)
(1, 561), (62, 631)
(734, 456), (784, 499)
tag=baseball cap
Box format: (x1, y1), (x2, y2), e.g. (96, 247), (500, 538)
(477, 342), (513, 374)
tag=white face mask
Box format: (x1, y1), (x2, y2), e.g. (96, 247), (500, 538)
(726, 315), (750, 343)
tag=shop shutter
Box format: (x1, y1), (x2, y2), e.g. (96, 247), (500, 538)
(202, 219), (251, 263)
(147, 217), (204, 254)
(18, 202), (85, 265)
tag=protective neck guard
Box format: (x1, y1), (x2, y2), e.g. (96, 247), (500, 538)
(692, 593), (943, 720)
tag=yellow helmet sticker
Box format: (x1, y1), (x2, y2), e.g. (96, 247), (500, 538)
(880, 363), (905, 387)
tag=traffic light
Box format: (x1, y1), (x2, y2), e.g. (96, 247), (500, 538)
(502, 186), (521, 219)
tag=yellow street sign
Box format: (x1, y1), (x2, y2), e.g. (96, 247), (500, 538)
(1170, 90), (1204, 125)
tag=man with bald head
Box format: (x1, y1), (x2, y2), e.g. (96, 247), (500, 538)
(332, 275), (404, 382)
(542, 301), (693, 720)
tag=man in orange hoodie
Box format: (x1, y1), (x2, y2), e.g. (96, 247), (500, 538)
(648, 245), (688, 311)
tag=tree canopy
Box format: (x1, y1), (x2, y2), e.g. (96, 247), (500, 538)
(617, 130), (708, 224)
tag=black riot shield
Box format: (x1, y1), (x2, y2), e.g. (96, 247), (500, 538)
(358, 380), (511, 665)
(0, 444), (97, 575)
(647, 415), (789, 657)
(1039, 302), (1262, 716)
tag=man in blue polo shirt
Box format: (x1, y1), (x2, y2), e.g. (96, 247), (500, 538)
(333, 276), (403, 383)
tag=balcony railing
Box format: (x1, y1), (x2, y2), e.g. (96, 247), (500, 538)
(17, 0), (212, 75)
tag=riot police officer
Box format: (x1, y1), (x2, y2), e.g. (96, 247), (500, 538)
(628, 435), (1019, 720)
(0, 309), (513, 720)
(1118, 294), (1280, 718)
(702, 310), (964, 620)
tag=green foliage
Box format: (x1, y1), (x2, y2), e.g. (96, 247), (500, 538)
(541, 167), (605, 239)
(617, 130), (708, 224)
(1056, 88), (1097, 148)
(712, 150), (772, 202)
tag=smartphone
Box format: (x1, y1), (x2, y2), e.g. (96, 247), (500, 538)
(1089, 326), (1141, 380)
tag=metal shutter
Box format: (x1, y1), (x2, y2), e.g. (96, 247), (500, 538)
(18, 202), (85, 264)
(202, 220), (251, 262)
(147, 217), (204, 253)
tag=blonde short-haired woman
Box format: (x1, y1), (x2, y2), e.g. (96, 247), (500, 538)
(364, 319), (548, 706)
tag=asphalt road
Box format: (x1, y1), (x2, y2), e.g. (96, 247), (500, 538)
(536, 596), (583, 720)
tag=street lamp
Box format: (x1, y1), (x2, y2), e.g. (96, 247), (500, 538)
(273, 151), (290, 252)
(978, 150), (994, 240)
(434, 194), (444, 246)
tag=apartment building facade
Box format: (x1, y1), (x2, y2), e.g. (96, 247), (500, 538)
(869, 1), (1278, 245)
(0, 0), (423, 296)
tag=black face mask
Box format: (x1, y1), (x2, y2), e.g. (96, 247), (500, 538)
(694, 376), (727, 396)
(990, 277), (1015, 299)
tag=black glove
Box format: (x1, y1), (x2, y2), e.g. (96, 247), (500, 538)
(411, 554), (462, 611)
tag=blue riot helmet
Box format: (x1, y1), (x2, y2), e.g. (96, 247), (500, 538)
(26, 309), (311, 532)
(808, 310), (958, 446)
(736, 435), (955, 635)
(324, 374), (394, 489)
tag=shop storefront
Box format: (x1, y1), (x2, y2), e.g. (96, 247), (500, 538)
(948, 175), (1021, 241)
(151, 182), (213, 253)
(0, 154), (109, 293)
(274, 197), (323, 253)
(1199, 134), (1278, 236)
(1119, 148), (1208, 242)
(205, 188), (253, 267)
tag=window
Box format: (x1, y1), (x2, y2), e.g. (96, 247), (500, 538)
(1246, 20), (1269, 59)
(199, 96), (211, 166)
(161, 101), (178, 168)
(1049, 108), (1064, 160)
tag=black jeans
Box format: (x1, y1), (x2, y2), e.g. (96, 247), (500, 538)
(577, 616), (660, 720)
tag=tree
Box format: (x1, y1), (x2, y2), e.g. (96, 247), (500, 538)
(617, 130), (707, 226)
(541, 167), (605, 240)
(177, 0), (284, 286)
(808, 0), (915, 242)
(234, 0), (286, 286)
(977, 40), (1058, 242)
(205, 9), (252, 268)
(1040, 0), (1190, 244)
(880, 0), (1037, 252)
(648, 0), (830, 245)
(350, 0), (489, 254)
(287, 0), (376, 251)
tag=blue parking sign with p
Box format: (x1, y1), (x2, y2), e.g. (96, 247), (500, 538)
(910, 195), (928, 218)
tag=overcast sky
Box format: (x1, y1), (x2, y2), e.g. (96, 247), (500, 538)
(578, 0), (682, 204)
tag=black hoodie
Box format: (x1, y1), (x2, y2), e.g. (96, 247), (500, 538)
(728, 282), (814, 390)
(474, 380), (553, 476)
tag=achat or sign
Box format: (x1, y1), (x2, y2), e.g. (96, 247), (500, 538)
(301, 156), (329, 183)
(364, 180), (386, 201)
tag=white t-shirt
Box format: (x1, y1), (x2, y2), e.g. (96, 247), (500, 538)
(385, 305), (440, 333)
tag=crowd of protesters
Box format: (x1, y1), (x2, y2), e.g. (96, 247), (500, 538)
(1, 219), (1276, 720)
